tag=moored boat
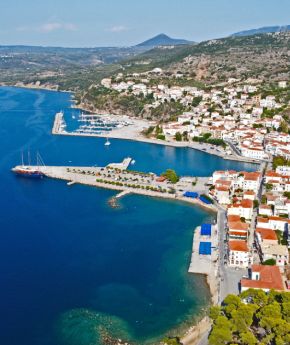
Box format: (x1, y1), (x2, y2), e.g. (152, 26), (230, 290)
(12, 152), (45, 178)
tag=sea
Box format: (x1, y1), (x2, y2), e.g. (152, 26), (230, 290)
(0, 86), (257, 345)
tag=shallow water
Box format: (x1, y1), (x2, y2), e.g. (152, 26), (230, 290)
(0, 87), (256, 345)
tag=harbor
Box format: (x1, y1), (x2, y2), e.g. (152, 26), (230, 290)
(52, 111), (261, 165)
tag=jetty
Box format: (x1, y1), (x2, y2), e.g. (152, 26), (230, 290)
(107, 157), (132, 170)
(52, 111), (66, 134)
(115, 190), (131, 199)
(12, 159), (216, 212)
(188, 223), (219, 304)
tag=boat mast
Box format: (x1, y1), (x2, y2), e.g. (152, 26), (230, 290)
(21, 151), (24, 166)
(28, 151), (31, 166)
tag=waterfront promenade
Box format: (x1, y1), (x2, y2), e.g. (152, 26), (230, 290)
(51, 112), (261, 165)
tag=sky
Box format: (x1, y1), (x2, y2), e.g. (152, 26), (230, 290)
(0, 0), (290, 47)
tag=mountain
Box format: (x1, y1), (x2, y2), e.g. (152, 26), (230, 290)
(136, 33), (192, 47)
(232, 25), (290, 37)
(122, 31), (290, 85)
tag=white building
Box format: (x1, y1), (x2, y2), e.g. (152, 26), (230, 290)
(228, 241), (251, 268)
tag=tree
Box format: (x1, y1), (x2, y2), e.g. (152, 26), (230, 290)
(240, 331), (258, 345)
(265, 183), (273, 192)
(191, 96), (202, 107)
(261, 195), (267, 204)
(175, 132), (182, 141)
(209, 316), (233, 345)
(223, 294), (242, 316)
(161, 337), (181, 345)
(262, 258), (276, 265)
(209, 306), (222, 320)
(161, 169), (179, 184)
(253, 200), (259, 208)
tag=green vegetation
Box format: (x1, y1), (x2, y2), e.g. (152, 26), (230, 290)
(253, 199), (259, 208)
(161, 337), (182, 345)
(157, 134), (166, 140)
(261, 195), (267, 204)
(283, 191), (290, 199)
(209, 290), (290, 345)
(275, 230), (288, 246)
(273, 156), (290, 170)
(265, 183), (273, 192)
(262, 258), (276, 265)
(192, 133), (226, 148)
(161, 169), (179, 184)
(175, 132), (182, 141)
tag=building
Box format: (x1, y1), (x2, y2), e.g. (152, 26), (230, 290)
(260, 243), (289, 267)
(228, 199), (253, 220)
(241, 265), (285, 292)
(258, 204), (273, 217)
(228, 240), (251, 268)
(255, 228), (278, 246)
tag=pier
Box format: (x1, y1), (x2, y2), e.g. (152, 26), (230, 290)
(107, 157), (132, 170)
(115, 190), (131, 199)
(188, 224), (219, 304)
(52, 111), (66, 134)
(12, 160), (216, 212)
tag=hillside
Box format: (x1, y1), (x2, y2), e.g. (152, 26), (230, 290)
(136, 34), (192, 47)
(122, 31), (290, 84)
(232, 25), (290, 37)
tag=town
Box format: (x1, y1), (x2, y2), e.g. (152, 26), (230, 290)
(98, 73), (290, 296)
(100, 74), (289, 162)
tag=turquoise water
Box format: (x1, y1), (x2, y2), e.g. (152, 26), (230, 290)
(0, 87), (257, 345)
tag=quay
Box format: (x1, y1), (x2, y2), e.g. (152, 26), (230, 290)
(188, 224), (219, 304)
(52, 111), (65, 134)
(115, 190), (131, 199)
(107, 157), (132, 170)
(11, 160), (216, 212)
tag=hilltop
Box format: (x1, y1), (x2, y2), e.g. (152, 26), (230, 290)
(136, 33), (193, 47)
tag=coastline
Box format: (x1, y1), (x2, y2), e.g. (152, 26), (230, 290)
(53, 130), (260, 165)
(0, 82), (72, 94)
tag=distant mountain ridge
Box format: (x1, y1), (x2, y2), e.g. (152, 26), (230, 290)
(232, 25), (290, 37)
(136, 33), (192, 47)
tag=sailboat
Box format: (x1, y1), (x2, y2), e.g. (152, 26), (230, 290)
(104, 137), (111, 146)
(12, 151), (45, 178)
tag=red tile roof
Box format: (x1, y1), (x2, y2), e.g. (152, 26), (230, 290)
(229, 240), (249, 252)
(228, 221), (249, 231)
(228, 215), (241, 222)
(241, 265), (284, 291)
(255, 228), (278, 241)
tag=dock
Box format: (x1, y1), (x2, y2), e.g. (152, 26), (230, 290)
(115, 190), (131, 199)
(107, 157), (132, 170)
(11, 160), (216, 213)
(188, 224), (219, 304)
(52, 112), (65, 134)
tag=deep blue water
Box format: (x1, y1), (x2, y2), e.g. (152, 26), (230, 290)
(0, 87), (257, 345)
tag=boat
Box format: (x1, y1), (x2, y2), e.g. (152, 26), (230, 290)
(131, 160), (136, 165)
(12, 152), (45, 178)
(104, 138), (111, 146)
